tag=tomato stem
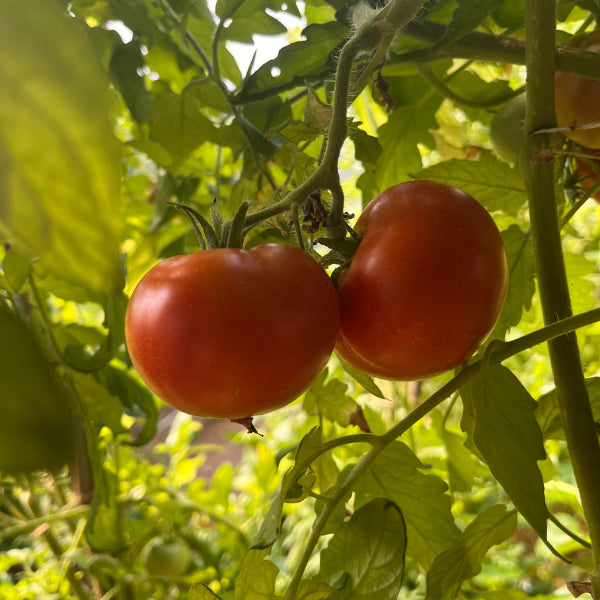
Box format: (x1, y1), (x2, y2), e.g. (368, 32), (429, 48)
(524, 2), (600, 596)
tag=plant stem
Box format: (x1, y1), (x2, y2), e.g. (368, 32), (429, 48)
(282, 305), (600, 597)
(524, 2), (600, 597)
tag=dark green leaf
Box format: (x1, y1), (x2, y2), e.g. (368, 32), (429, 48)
(109, 41), (152, 123)
(96, 365), (158, 446)
(434, 0), (505, 49)
(426, 505), (518, 600)
(0, 0), (124, 298)
(461, 365), (553, 550)
(318, 498), (407, 600)
(0, 306), (76, 473)
(414, 151), (527, 214)
(353, 442), (460, 568)
(232, 22), (349, 103)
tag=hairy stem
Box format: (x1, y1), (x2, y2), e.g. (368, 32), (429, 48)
(524, 2), (600, 596)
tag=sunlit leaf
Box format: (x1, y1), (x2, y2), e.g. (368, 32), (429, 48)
(233, 548), (279, 600)
(0, 0), (123, 298)
(414, 151), (527, 214)
(426, 505), (518, 600)
(353, 442), (460, 568)
(303, 369), (359, 427)
(375, 96), (439, 191)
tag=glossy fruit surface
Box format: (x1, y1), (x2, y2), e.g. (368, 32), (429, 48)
(555, 30), (600, 148)
(335, 180), (509, 381)
(142, 537), (191, 577)
(489, 94), (526, 164)
(125, 243), (339, 419)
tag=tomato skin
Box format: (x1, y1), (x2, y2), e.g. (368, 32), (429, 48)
(574, 148), (600, 202)
(125, 243), (339, 419)
(335, 181), (509, 381)
(555, 31), (600, 149)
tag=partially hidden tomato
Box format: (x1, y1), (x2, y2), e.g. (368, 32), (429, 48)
(489, 94), (526, 165)
(125, 243), (340, 419)
(555, 30), (600, 149)
(141, 536), (192, 577)
(335, 181), (509, 381)
(574, 147), (600, 201)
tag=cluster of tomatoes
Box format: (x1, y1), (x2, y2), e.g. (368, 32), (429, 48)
(125, 180), (509, 422)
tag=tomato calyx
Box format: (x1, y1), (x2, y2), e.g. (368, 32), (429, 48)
(230, 416), (263, 436)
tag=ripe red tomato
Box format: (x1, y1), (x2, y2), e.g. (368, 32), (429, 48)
(555, 30), (600, 148)
(125, 243), (339, 419)
(335, 181), (509, 381)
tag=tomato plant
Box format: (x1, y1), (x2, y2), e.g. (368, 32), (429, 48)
(141, 537), (192, 578)
(555, 30), (600, 148)
(125, 243), (339, 420)
(335, 181), (509, 381)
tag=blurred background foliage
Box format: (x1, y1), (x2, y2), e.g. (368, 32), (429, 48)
(1, 0), (600, 598)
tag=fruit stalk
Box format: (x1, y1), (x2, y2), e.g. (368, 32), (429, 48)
(523, 2), (600, 596)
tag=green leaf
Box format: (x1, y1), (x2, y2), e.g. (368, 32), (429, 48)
(189, 583), (224, 599)
(460, 365), (553, 550)
(318, 498), (407, 600)
(2, 247), (30, 293)
(339, 361), (386, 399)
(149, 85), (221, 170)
(353, 442), (460, 568)
(0, 306), (76, 473)
(109, 40), (152, 123)
(441, 428), (477, 493)
(232, 22), (349, 103)
(537, 377), (600, 440)
(295, 579), (336, 600)
(489, 224), (535, 340)
(434, 0), (505, 49)
(0, 0), (123, 298)
(233, 548), (279, 600)
(96, 364), (158, 446)
(254, 427), (326, 548)
(303, 369), (359, 427)
(425, 505), (518, 600)
(375, 96), (439, 192)
(414, 151), (527, 214)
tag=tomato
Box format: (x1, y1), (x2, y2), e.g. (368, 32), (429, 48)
(125, 243), (339, 419)
(335, 181), (509, 381)
(141, 537), (191, 577)
(574, 148), (600, 201)
(489, 94), (526, 164)
(555, 30), (600, 149)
